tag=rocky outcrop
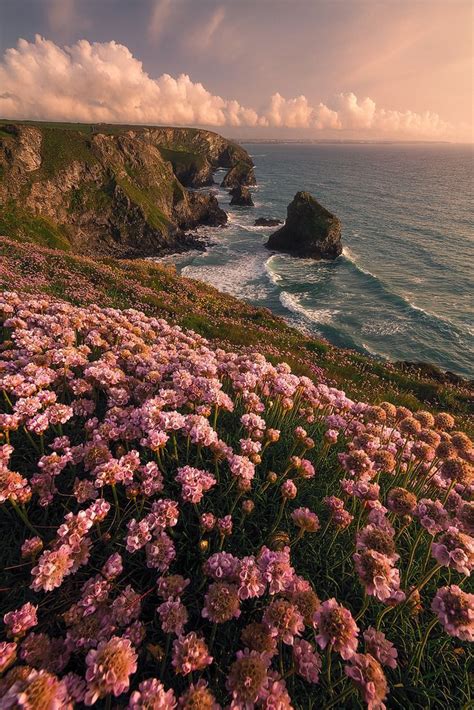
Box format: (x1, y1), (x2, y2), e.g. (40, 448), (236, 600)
(254, 217), (282, 227)
(229, 185), (254, 207)
(266, 191), (342, 260)
(221, 161), (256, 189)
(0, 122), (242, 258)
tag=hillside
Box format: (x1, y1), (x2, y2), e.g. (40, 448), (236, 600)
(1, 235), (472, 428)
(0, 120), (255, 257)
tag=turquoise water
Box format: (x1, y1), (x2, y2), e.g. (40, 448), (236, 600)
(162, 143), (474, 378)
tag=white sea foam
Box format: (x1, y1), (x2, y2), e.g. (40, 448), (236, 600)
(182, 252), (272, 302)
(279, 291), (340, 325)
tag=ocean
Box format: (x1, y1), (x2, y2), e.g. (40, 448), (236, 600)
(159, 143), (474, 379)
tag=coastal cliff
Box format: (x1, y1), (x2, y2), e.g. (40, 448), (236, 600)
(0, 122), (254, 257)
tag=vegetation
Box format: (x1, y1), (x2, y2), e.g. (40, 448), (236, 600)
(0, 292), (472, 709)
(0, 237), (472, 429)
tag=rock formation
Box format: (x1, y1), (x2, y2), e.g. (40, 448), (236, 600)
(229, 185), (254, 206)
(0, 123), (252, 257)
(221, 161), (256, 189)
(254, 217), (282, 227)
(266, 191), (342, 260)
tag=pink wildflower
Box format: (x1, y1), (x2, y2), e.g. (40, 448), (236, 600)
(345, 653), (388, 710)
(363, 628), (398, 669)
(128, 678), (176, 709)
(84, 636), (137, 704)
(158, 599), (188, 635)
(172, 632), (213, 675)
(293, 639), (322, 683)
(4, 603), (38, 638)
(314, 599), (359, 659)
(431, 585), (474, 641)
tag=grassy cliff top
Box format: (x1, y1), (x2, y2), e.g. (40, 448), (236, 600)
(1, 236), (472, 427)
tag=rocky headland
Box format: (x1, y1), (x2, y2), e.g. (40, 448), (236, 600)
(266, 191), (342, 260)
(0, 122), (255, 258)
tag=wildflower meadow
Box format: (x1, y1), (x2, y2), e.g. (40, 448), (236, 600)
(0, 291), (472, 709)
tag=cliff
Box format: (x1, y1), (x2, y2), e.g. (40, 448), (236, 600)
(0, 122), (254, 257)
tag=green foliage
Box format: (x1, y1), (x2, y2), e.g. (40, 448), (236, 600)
(115, 175), (171, 231)
(0, 203), (71, 251)
(37, 127), (97, 178)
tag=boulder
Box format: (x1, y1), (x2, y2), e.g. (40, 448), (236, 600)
(254, 217), (282, 227)
(266, 191), (342, 259)
(229, 185), (254, 207)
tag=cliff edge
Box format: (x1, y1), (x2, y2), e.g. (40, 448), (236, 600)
(0, 122), (254, 258)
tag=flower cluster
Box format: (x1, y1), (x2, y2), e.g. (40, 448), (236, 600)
(0, 292), (472, 708)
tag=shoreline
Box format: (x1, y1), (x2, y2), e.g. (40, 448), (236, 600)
(155, 172), (473, 387)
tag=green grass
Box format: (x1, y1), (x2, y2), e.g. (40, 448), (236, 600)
(115, 175), (171, 231)
(37, 127), (97, 178)
(1, 236), (472, 430)
(0, 203), (72, 251)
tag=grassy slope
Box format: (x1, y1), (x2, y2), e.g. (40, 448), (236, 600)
(1, 236), (472, 428)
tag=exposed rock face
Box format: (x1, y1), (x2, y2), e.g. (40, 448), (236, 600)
(254, 217), (282, 227)
(266, 191), (342, 260)
(0, 123), (246, 257)
(229, 185), (254, 207)
(221, 161), (256, 189)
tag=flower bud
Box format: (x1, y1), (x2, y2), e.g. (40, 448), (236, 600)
(242, 499), (255, 515)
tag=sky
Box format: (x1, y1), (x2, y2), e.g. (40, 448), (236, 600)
(0, 0), (472, 141)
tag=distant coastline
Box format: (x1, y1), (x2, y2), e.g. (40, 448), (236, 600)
(233, 138), (454, 145)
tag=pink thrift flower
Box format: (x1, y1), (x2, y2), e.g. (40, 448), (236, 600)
(217, 515), (233, 537)
(263, 598), (304, 645)
(431, 527), (474, 575)
(431, 585), (474, 641)
(84, 636), (137, 704)
(238, 556), (266, 600)
(146, 532), (176, 572)
(204, 552), (240, 582)
(20, 536), (43, 559)
(314, 599), (359, 659)
(293, 638), (322, 683)
(4, 602), (38, 638)
(157, 599), (188, 635)
(291, 507), (320, 533)
(353, 550), (403, 602)
(157, 575), (190, 600)
(172, 632), (213, 675)
(175, 466), (216, 504)
(202, 582), (241, 623)
(226, 649), (270, 705)
(345, 653), (388, 710)
(363, 627), (398, 669)
(128, 678), (176, 709)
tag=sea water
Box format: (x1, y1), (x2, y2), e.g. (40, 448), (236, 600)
(158, 143), (473, 378)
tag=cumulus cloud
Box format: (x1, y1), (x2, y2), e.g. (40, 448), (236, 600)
(0, 36), (453, 139)
(264, 91), (451, 138)
(0, 36), (261, 127)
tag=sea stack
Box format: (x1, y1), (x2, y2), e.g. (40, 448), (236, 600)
(266, 191), (342, 259)
(229, 185), (254, 206)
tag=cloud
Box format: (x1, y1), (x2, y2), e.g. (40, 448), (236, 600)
(182, 6), (226, 52)
(0, 36), (456, 139)
(148, 0), (173, 42)
(264, 91), (451, 138)
(0, 36), (261, 127)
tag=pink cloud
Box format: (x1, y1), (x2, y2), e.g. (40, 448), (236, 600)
(0, 36), (456, 139)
